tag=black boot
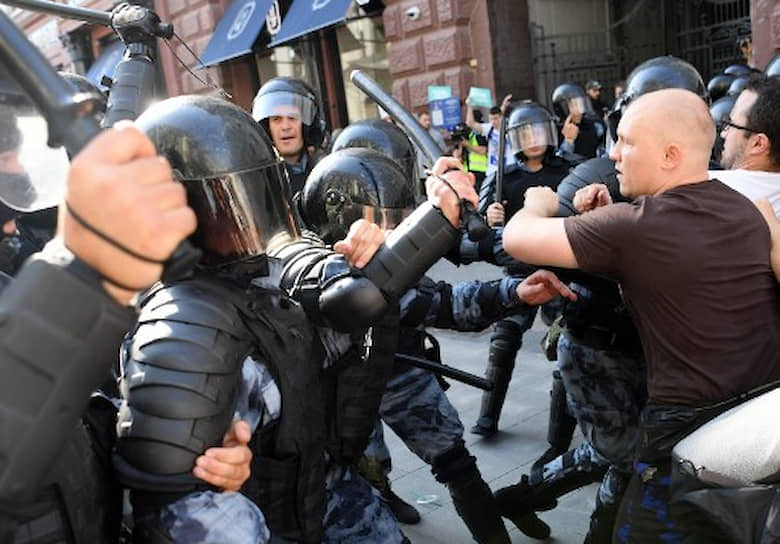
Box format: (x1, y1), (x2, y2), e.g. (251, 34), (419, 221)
(531, 371), (577, 480)
(447, 466), (515, 543)
(433, 442), (548, 542)
(471, 321), (521, 436)
(380, 486), (421, 525)
(494, 460), (607, 535)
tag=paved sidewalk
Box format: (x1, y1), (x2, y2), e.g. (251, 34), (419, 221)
(384, 259), (599, 543)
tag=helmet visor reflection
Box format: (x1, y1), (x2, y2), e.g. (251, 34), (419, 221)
(360, 205), (414, 230)
(185, 160), (299, 265)
(507, 121), (558, 155)
(252, 91), (317, 126)
(567, 96), (593, 116)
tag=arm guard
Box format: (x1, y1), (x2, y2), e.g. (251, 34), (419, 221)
(0, 247), (135, 504)
(113, 279), (250, 492)
(273, 202), (459, 332)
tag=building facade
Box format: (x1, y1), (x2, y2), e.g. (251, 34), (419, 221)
(6, 0), (780, 130)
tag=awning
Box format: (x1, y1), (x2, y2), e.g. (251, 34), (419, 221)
(268, 0), (353, 47)
(199, 0), (275, 67)
(86, 40), (124, 91)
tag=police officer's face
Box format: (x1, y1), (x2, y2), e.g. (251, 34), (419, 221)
(609, 106), (662, 198)
(268, 106), (304, 162)
(719, 89), (756, 170)
(0, 149), (24, 174)
(524, 145), (547, 160)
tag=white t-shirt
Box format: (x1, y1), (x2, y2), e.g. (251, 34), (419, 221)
(478, 122), (515, 177)
(711, 169), (780, 216)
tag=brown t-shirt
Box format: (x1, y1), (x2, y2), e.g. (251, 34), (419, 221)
(564, 179), (780, 405)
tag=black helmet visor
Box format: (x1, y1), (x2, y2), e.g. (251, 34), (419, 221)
(184, 160), (299, 265)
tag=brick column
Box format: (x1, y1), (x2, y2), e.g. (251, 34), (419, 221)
(750, 0), (780, 70)
(383, 0), (535, 113)
(383, 0), (477, 112)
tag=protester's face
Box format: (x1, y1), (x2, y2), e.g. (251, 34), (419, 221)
(489, 113), (501, 130)
(719, 89), (756, 170)
(609, 107), (661, 198)
(268, 105), (304, 161)
(419, 113), (431, 129)
(587, 88), (601, 100)
(614, 85), (625, 99)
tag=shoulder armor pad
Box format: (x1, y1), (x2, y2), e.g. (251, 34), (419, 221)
(138, 277), (247, 334)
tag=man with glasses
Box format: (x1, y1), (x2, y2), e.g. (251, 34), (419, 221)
(717, 76), (780, 215)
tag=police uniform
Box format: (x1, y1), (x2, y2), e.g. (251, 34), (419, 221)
(360, 274), (551, 542)
(471, 156), (572, 436)
(124, 263), (405, 544)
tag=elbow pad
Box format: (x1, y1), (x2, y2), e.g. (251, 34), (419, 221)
(272, 240), (387, 332)
(0, 250), (134, 503)
(272, 203), (457, 331)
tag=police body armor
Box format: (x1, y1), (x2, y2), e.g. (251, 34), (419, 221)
(322, 308), (399, 465)
(118, 275), (329, 543)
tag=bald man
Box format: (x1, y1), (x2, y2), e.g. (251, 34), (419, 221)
(498, 89), (780, 541)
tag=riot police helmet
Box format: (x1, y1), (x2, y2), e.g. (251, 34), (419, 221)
(331, 119), (417, 182)
(706, 73), (735, 102)
(551, 82), (593, 120)
(766, 53), (780, 79)
(300, 148), (415, 245)
(708, 95), (737, 165)
(506, 100), (558, 161)
(136, 95), (299, 267)
(723, 63), (752, 77)
(59, 72), (107, 111)
(727, 75), (751, 96)
(607, 56), (707, 142)
(709, 95), (737, 131)
(252, 77), (326, 147)
(557, 157), (620, 217)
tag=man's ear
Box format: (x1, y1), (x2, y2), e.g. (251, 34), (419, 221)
(661, 143), (682, 170)
(748, 132), (771, 158)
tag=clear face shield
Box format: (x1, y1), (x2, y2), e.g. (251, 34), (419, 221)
(566, 96), (593, 117)
(0, 102), (69, 219)
(252, 91), (317, 125)
(507, 120), (559, 157)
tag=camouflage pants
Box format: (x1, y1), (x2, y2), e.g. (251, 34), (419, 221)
(323, 462), (406, 543)
(556, 332), (645, 471)
(151, 491), (270, 543)
(532, 332), (645, 506)
(364, 366), (465, 479)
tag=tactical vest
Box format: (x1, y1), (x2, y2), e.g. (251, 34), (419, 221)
(322, 308), (399, 465)
(466, 133), (488, 173)
(229, 282), (329, 544)
(1, 415), (121, 544)
(119, 275), (328, 544)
